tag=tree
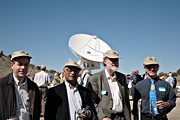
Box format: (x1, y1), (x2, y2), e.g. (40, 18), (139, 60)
(177, 68), (180, 75)
(0, 51), (4, 57)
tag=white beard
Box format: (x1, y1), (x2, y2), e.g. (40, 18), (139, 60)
(110, 65), (118, 72)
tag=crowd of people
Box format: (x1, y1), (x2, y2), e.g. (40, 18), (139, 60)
(0, 50), (177, 120)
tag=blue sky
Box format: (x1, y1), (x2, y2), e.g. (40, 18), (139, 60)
(0, 0), (180, 74)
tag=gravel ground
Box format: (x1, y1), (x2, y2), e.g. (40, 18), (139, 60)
(168, 97), (180, 120)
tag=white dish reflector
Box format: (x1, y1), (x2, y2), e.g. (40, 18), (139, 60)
(69, 34), (111, 62)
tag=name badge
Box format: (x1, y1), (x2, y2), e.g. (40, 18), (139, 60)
(101, 89), (107, 95)
(159, 87), (166, 92)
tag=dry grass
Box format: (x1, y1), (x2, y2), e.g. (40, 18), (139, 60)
(0, 55), (39, 78)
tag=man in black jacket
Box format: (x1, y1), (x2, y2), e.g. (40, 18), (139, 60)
(0, 50), (41, 120)
(45, 60), (97, 120)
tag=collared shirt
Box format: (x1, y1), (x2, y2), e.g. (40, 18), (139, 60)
(165, 76), (175, 88)
(65, 80), (82, 120)
(105, 69), (123, 113)
(134, 77), (176, 115)
(13, 74), (30, 120)
(34, 71), (51, 87)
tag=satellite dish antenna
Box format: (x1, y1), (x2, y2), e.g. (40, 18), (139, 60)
(69, 34), (111, 70)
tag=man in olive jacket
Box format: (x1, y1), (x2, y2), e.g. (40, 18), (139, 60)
(89, 50), (131, 120)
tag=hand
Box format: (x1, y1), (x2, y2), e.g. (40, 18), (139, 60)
(78, 114), (88, 119)
(103, 117), (111, 120)
(156, 100), (171, 109)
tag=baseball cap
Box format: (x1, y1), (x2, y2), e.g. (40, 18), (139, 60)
(40, 65), (46, 69)
(11, 50), (32, 61)
(103, 50), (119, 59)
(64, 60), (81, 70)
(143, 56), (159, 65)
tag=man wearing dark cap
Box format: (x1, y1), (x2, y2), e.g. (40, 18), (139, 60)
(132, 56), (176, 120)
(89, 50), (131, 120)
(44, 60), (97, 120)
(0, 50), (40, 120)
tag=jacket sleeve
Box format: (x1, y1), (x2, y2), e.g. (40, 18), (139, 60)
(44, 88), (57, 120)
(159, 83), (176, 114)
(86, 88), (98, 120)
(132, 85), (141, 115)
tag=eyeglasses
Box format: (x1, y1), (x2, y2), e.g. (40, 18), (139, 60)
(145, 64), (159, 70)
(64, 67), (80, 73)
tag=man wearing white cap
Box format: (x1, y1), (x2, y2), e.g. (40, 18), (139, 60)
(165, 72), (175, 88)
(45, 60), (97, 120)
(34, 65), (51, 116)
(132, 56), (176, 120)
(89, 50), (131, 120)
(0, 50), (41, 120)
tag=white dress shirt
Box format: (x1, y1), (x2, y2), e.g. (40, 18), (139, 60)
(105, 69), (123, 113)
(13, 74), (30, 120)
(65, 80), (82, 120)
(34, 71), (51, 87)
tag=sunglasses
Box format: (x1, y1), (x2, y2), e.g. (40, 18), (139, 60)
(64, 67), (80, 73)
(145, 64), (159, 70)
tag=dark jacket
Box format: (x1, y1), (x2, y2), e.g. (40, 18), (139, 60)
(132, 77), (176, 115)
(44, 82), (97, 120)
(0, 73), (41, 120)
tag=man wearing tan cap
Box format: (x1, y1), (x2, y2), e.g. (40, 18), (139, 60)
(89, 50), (131, 120)
(132, 56), (176, 120)
(45, 60), (97, 120)
(0, 50), (40, 120)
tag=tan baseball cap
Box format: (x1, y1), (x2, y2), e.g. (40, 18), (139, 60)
(64, 60), (81, 69)
(11, 50), (32, 60)
(103, 50), (119, 59)
(143, 56), (159, 65)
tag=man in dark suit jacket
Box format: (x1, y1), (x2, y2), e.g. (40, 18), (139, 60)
(44, 60), (97, 120)
(89, 50), (131, 120)
(0, 50), (41, 120)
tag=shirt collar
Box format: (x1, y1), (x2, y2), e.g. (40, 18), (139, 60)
(13, 73), (27, 86)
(65, 80), (78, 90)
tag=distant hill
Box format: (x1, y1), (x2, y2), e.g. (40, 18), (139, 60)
(0, 54), (39, 78)
(0, 55), (11, 78)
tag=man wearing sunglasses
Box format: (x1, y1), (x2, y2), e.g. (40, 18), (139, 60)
(132, 56), (176, 120)
(44, 60), (97, 120)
